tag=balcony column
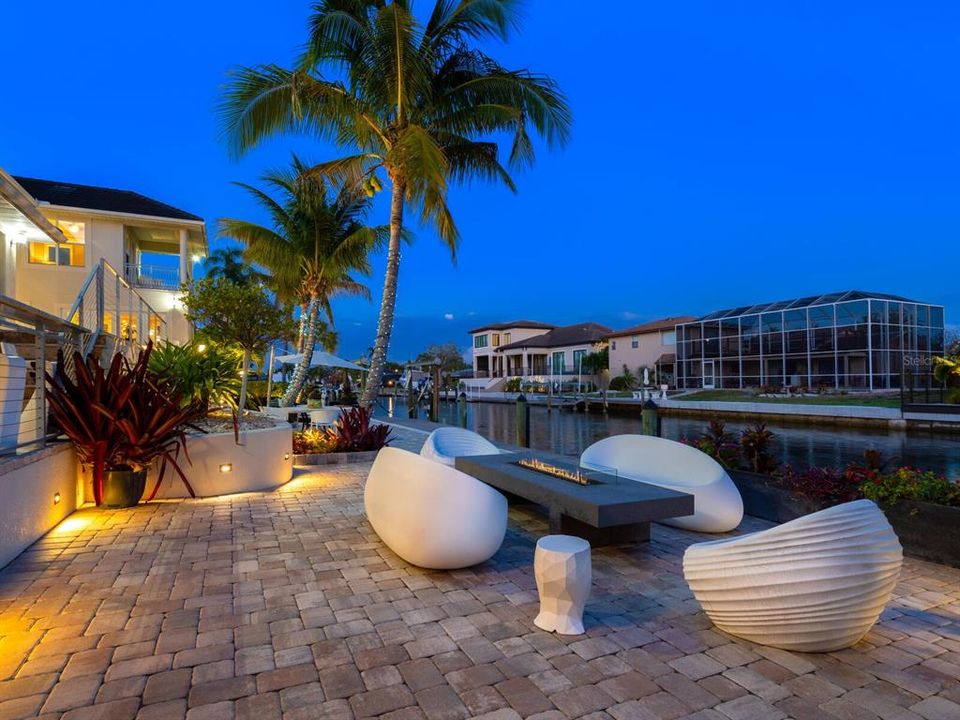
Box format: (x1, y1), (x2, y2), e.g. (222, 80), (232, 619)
(178, 229), (189, 285)
(521, 350), (528, 377)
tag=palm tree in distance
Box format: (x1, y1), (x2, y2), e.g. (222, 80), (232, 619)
(220, 0), (571, 406)
(203, 246), (264, 286)
(218, 157), (385, 405)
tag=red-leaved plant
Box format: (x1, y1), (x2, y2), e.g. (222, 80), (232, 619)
(45, 342), (204, 505)
(324, 406), (392, 452)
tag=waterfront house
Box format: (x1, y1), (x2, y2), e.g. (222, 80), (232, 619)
(467, 320), (555, 388)
(605, 315), (695, 387)
(0, 170), (205, 343)
(676, 290), (945, 391)
(466, 320), (610, 391)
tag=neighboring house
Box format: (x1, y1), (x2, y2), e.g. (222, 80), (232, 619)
(606, 316), (695, 387)
(0, 171), (205, 344)
(468, 320), (555, 381)
(676, 290), (945, 391)
(495, 322), (611, 381)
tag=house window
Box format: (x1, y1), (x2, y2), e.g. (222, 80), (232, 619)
(473, 334), (488, 349)
(28, 220), (86, 267)
(631, 336), (639, 349)
(661, 330), (677, 346)
(503, 332), (511, 344)
(611, 340), (617, 350)
(492, 333), (500, 347)
(573, 349), (587, 370)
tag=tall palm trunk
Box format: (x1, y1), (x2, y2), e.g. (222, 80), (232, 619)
(297, 302), (309, 353)
(284, 296), (319, 406)
(361, 180), (405, 408)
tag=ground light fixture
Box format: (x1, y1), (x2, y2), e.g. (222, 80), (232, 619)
(53, 492), (61, 504)
(219, 463), (233, 473)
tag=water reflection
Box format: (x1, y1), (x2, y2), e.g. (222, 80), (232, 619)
(375, 397), (960, 480)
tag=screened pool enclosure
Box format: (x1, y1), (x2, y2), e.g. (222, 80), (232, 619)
(676, 291), (945, 391)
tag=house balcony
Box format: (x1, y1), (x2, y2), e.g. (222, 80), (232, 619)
(124, 263), (180, 291)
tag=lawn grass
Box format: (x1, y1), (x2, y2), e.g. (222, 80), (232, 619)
(674, 389), (902, 408)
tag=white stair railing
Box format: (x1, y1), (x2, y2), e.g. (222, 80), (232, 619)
(67, 259), (167, 360)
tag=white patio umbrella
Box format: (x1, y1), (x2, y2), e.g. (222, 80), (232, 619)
(273, 349), (367, 372)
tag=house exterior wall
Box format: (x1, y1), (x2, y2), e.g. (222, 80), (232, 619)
(11, 208), (195, 344)
(608, 329), (677, 375)
(471, 326), (549, 377)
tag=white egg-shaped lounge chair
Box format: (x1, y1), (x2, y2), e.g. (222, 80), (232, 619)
(420, 427), (500, 466)
(365, 447), (507, 569)
(580, 435), (743, 532)
(683, 499), (902, 652)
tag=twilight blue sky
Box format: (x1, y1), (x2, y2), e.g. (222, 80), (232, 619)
(2, 1), (958, 359)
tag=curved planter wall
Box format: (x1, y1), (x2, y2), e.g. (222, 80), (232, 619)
(150, 424), (293, 499)
(730, 470), (960, 568)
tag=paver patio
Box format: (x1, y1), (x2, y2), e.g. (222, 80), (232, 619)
(1, 428), (959, 720)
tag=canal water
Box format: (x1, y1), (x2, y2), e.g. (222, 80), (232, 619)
(374, 397), (960, 480)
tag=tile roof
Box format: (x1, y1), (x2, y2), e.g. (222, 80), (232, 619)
(468, 320), (555, 334)
(497, 322), (612, 351)
(14, 176), (203, 222)
(606, 316), (696, 338)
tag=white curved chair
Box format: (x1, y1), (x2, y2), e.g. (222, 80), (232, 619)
(683, 499), (902, 652)
(580, 435), (743, 532)
(420, 427), (500, 466)
(365, 447), (507, 569)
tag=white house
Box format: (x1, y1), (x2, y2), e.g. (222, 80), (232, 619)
(0, 170), (205, 344)
(466, 320), (610, 391)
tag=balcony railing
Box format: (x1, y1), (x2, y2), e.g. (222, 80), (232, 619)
(125, 263), (180, 290)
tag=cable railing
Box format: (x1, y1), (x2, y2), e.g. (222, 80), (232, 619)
(124, 263), (180, 290)
(68, 259), (167, 360)
(0, 295), (85, 456)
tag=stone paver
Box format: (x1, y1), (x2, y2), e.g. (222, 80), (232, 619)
(0, 426), (958, 719)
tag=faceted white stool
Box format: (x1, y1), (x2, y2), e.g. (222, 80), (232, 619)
(534, 535), (591, 635)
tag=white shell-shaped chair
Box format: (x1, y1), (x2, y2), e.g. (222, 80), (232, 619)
(420, 427), (500, 466)
(580, 435), (743, 532)
(365, 447), (507, 569)
(683, 499), (903, 652)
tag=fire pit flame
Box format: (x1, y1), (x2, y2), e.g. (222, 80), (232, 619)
(517, 457), (591, 486)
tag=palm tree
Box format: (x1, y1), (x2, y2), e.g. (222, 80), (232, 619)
(203, 246), (264, 286)
(218, 157), (384, 405)
(220, 0), (571, 407)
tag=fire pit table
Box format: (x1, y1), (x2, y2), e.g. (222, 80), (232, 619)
(454, 452), (694, 546)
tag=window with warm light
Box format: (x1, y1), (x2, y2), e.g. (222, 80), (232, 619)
(491, 333), (500, 347)
(28, 220), (85, 266)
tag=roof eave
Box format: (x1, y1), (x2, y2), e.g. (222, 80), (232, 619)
(0, 169), (68, 245)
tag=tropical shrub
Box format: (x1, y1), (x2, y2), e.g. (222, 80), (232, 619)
(325, 407), (392, 452)
(245, 380), (289, 408)
(860, 468), (960, 508)
(739, 422), (777, 474)
(45, 343), (204, 505)
(689, 419), (741, 469)
(148, 340), (243, 413)
(776, 465), (862, 505)
(504, 378), (522, 393)
(293, 428), (339, 454)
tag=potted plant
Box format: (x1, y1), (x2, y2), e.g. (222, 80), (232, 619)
(46, 343), (203, 507)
